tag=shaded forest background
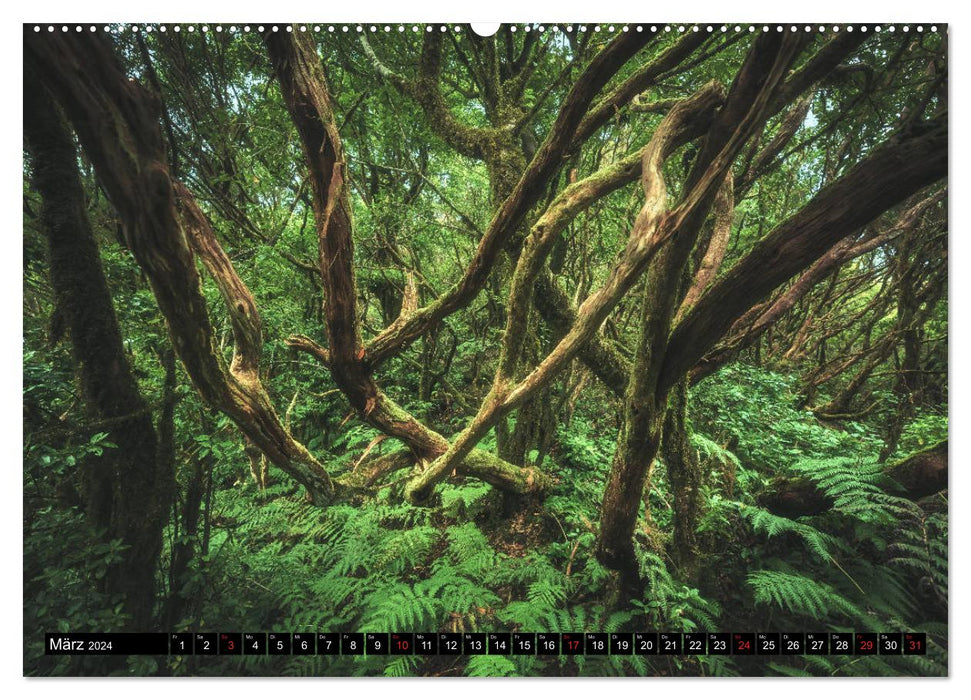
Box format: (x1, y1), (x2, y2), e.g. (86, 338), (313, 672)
(23, 24), (947, 676)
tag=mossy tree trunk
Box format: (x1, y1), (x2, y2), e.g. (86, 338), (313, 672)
(24, 79), (174, 630)
(661, 380), (704, 580)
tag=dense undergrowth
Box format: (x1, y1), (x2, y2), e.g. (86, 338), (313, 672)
(24, 347), (947, 677)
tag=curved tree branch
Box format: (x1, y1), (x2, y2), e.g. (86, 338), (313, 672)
(665, 113), (947, 394)
(26, 30), (336, 504)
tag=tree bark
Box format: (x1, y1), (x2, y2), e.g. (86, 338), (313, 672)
(26, 30), (336, 504)
(662, 380), (705, 580)
(403, 79), (736, 504)
(24, 79), (172, 630)
(267, 31), (549, 498)
(668, 115), (947, 393)
(596, 33), (807, 585)
(693, 190), (944, 384)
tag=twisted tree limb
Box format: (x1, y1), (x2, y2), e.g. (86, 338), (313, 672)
(362, 29), (655, 365)
(597, 33), (808, 581)
(26, 30), (336, 504)
(403, 74), (750, 504)
(692, 191), (944, 383)
(526, 32), (868, 402)
(266, 30), (549, 497)
(670, 118), (948, 392)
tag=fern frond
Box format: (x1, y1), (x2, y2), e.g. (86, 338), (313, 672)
(464, 655), (517, 677)
(383, 656), (421, 677)
(741, 506), (837, 561)
(691, 432), (741, 468)
(747, 570), (866, 624)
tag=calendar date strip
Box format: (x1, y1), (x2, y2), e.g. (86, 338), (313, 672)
(46, 631), (927, 656)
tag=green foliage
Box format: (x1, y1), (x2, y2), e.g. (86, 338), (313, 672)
(787, 455), (917, 522)
(895, 409), (948, 457)
(690, 432), (741, 470)
(888, 510), (947, 610)
(464, 655), (518, 677)
(691, 365), (946, 676)
(693, 364), (885, 471)
(23, 506), (131, 675)
(740, 506), (836, 561)
(747, 570), (866, 622)
(634, 552), (722, 632)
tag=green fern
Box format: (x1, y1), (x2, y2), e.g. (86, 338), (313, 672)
(787, 456), (916, 521)
(382, 656), (421, 677)
(767, 663), (813, 677)
(747, 570), (866, 623)
(440, 482), (492, 516)
(889, 510), (947, 606)
(374, 525), (439, 575)
(445, 522), (499, 578)
(464, 655), (518, 677)
(740, 504), (837, 561)
(691, 432), (741, 469)
(631, 550), (721, 631)
(359, 581), (440, 631)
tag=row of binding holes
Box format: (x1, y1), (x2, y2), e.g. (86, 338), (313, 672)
(32, 24), (941, 34)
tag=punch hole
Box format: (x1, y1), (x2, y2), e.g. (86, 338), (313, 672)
(470, 23), (501, 37)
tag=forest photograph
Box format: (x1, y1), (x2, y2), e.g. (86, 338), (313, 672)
(22, 22), (947, 677)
